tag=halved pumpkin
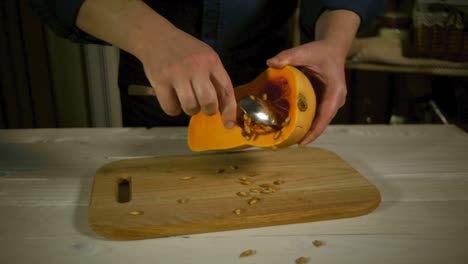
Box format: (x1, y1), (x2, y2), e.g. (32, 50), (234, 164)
(188, 66), (316, 151)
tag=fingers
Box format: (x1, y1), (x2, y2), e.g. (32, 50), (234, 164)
(153, 82), (182, 116)
(266, 45), (312, 69)
(152, 56), (235, 129)
(191, 74), (218, 116)
(299, 82), (346, 146)
(172, 78), (200, 116)
(211, 66), (236, 129)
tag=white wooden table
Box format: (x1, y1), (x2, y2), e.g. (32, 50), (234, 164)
(1, 125), (467, 264)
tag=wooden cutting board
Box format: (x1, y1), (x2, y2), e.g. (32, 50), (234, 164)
(88, 147), (381, 240)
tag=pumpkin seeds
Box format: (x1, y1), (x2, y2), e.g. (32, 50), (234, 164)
(128, 210), (144, 216)
(313, 240), (324, 247)
(240, 180), (252, 185)
(180, 176), (193, 180)
(248, 197), (260, 205)
(260, 183), (273, 188)
(177, 198), (189, 204)
(274, 130), (281, 139)
(233, 208), (242, 215)
(274, 180), (285, 185)
(239, 249), (255, 257)
(295, 257), (310, 264)
(249, 188), (261, 194)
(281, 116), (290, 127)
(237, 191), (248, 197)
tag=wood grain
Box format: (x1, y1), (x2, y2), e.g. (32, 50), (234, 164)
(1, 125), (467, 263)
(88, 147), (381, 240)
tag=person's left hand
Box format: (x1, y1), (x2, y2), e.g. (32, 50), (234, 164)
(266, 40), (347, 146)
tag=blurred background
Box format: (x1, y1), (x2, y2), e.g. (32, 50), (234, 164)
(1, 0), (467, 131)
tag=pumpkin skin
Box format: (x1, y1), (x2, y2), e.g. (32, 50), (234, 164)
(188, 66), (316, 151)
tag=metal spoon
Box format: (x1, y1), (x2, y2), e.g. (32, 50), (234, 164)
(238, 96), (278, 126)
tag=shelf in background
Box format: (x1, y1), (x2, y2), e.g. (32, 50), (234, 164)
(346, 62), (468, 77)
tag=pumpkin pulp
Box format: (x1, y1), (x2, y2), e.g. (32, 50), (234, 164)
(188, 66), (316, 151)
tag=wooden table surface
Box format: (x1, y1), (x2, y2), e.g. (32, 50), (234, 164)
(1, 125), (467, 264)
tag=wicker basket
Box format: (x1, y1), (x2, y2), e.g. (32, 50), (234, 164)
(408, 0), (468, 62)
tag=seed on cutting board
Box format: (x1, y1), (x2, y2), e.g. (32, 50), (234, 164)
(239, 177), (248, 181)
(177, 198), (189, 204)
(271, 145), (279, 151)
(295, 256), (310, 264)
(248, 197), (260, 205)
(313, 240), (324, 247)
(240, 180), (252, 185)
(246, 172), (258, 177)
(259, 183), (272, 188)
(239, 249), (255, 258)
(233, 208), (242, 215)
(237, 191), (249, 197)
(273, 180), (285, 185)
(216, 168), (225, 173)
(128, 210), (144, 216)
(261, 189), (273, 194)
(249, 188), (261, 194)
(180, 176), (193, 180)
(230, 165), (239, 170)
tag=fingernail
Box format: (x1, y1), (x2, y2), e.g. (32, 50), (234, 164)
(224, 121), (235, 129)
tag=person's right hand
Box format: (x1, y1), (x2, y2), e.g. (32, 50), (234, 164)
(138, 27), (237, 129)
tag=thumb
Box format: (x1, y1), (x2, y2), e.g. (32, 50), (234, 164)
(266, 46), (306, 68)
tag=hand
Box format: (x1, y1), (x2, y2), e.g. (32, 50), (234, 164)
(266, 40), (347, 145)
(139, 28), (237, 128)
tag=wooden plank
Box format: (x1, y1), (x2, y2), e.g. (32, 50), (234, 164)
(18, 1), (57, 127)
(1, 201), (467, 239)
(0, 234), (466, 264)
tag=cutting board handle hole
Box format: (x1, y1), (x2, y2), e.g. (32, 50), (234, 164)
(117, 177), (131, 203)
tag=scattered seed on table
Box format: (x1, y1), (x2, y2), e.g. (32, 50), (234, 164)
(260, 183), (273, 188)
(239, 177), (248, 181)
(180, 176), (193, 180)
(233, 208), (242, 215)
(239, 249), (255, 257)
(313, 240), (324, 247)
(295, 256), (309, 264)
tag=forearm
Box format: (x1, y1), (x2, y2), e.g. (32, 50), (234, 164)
(314, 10), (361, 59)
(76, 0), (176, 59)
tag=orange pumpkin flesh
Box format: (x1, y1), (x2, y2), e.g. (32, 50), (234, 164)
(188, 66), (316, 151)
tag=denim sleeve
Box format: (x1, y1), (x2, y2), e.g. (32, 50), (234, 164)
(320, 0), (387, 25)
(29, 0), (106, 44)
